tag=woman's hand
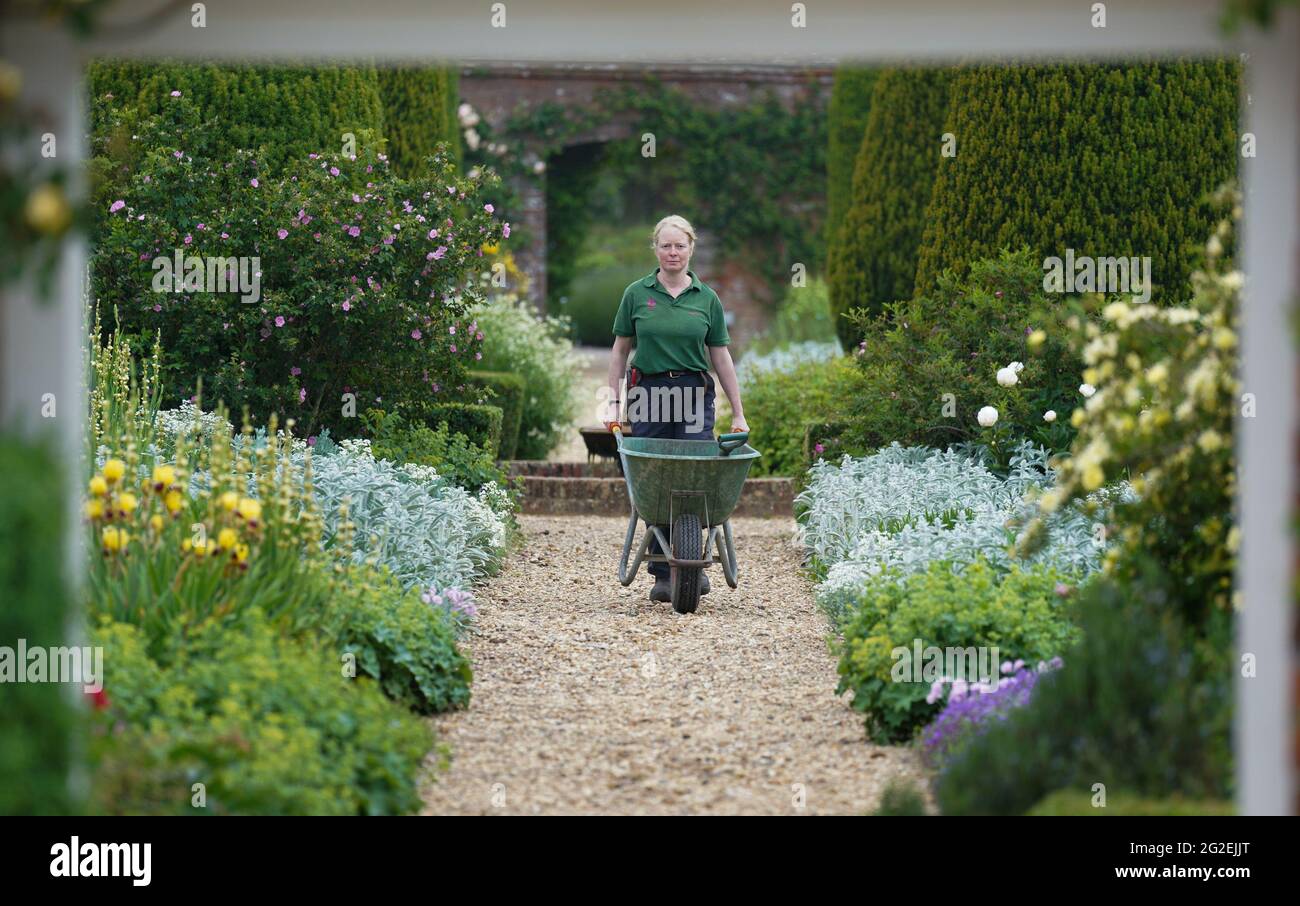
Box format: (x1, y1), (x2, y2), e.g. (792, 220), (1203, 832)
(729, 417), (749, 434)
(604, 399), (622, 432)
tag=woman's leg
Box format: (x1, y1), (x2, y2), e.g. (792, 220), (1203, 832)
(628, 375), (672, 583)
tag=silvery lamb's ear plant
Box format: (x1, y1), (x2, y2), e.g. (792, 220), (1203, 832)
(735, 340), (843, 388)
(797, 440), (1120, 626)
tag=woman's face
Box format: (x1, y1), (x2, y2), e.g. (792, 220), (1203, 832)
(655, 226), (692, 276)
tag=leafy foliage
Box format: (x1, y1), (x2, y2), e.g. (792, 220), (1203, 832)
(913, 60), (1241, 301)
(834, 559), (1080, 743)
(829, 67), (952, 346)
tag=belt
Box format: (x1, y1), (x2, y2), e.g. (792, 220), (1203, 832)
(643, 369), (697, 379)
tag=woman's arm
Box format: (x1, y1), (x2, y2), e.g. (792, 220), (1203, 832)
(605, 335), (634, 428)
(708, 345), (749, 433)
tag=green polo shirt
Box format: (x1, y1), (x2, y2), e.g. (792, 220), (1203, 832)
(612, 267), (730, 374)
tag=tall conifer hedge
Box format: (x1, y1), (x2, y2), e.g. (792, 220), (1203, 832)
(912, 60), (1240, 302)
(828, 67), (952, 347)
(377, 66), (462, 177)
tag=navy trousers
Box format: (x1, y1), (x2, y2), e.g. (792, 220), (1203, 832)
(628, 371), (716, 579)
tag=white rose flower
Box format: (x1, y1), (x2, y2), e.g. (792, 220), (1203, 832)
(1010, 360), (1024, 373)
(977, 406), (999, 428)
(1079, 383), (1096, 398)
(996, 367), (1018, 387)
(1222, 270), (1244, 290)
(533, 159), (546, 174)
(1043, 410), (1057, 423)
(465, 129), (481, 150)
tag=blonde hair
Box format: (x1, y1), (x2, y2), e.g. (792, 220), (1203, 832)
(651, 215), (696, 250)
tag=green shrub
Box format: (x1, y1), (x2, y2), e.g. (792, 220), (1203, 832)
(87, 61), (386, 181)
(90, 92), (504, 439)
(90, 612), (433, 815)
(742, 355), (862, 477)
(0, 434), (80, 815)
(424, 403), (503, 461)
(466, 370), (525, 460)
(825, 67), (879, 251)
(377, 66), (461, 177)
(846, 249), (1081, 461)
(934, 561), (1233, 816)
(829, 67), (952, 346)
(913, 60), (1241, 301)
(802, 419), (853, 472)
(1017, 194), (1241, 629)
(1026, 790), (1234, 816)
(836, 559), (1080, 744)
(318, 564), (472, 714)
(748, 276), (839, 355)
(472, 294), (582, 460)
(871, 779), (929, 816)
(362, 408), (509, 495)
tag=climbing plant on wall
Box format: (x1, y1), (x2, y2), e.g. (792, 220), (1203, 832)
(459, 75), (830, 307)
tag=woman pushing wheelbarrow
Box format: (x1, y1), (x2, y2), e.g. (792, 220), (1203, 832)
(603, 215), (759, 613)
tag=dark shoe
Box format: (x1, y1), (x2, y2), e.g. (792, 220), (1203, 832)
(700, 571), (711, 595)
(650, 576), (672, 602)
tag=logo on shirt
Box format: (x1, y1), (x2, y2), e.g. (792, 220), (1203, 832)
(645, 298), (656, 309)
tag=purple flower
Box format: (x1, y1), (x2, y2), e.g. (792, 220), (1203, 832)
(431, 246), (447, 260)
(250, 178), (259, 188)
(503, 223), (511, 238)
(347, 226), (361, 238)
(449, 344), (457, 353)
(411, 329), (422, 340)
(449, 325), (456, 335)
(341, 300), (351, 312)
(484, 203), (495, 214)
(307, 436), (317, 447)
(427, 228), (439, 239)
(275, 316), (285, 328)
(109, 200), (126, 213)
(329, 166), (340, 177)
(291, 366), (301, 376)
(277, 228), (289, 240)
(299, 388), (307, 403)
(475, 351), (482, 360)
(170, 90), (182, 97)
(183, 233), (192, 245)
(173, 150), (183, 159)
(814, 442), (825, 454)
(220, 232), (229, 239)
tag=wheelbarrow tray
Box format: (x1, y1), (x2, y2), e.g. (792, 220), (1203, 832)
(617, 436), (760, 526)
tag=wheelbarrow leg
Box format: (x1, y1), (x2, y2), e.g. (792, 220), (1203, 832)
(718, 519), (739, 589)
(619, 506), (651, 586)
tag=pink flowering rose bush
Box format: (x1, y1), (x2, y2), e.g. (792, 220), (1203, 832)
(92, 93), (504, 437)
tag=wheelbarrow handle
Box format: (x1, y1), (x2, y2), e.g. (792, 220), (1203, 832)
(717, 431), (748, 455)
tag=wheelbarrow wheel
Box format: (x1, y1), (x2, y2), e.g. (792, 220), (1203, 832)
(670, 513), (703, 614)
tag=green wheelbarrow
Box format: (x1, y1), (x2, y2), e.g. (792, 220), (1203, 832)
(611, 424), (761, 614)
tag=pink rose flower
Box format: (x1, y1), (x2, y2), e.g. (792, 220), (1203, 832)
(277, 229), (288, 240)
(275, 316), (285, 327)
(411, 329), (422, 340)
(109, 200), (125, 213)
(250, 178), (259, 187)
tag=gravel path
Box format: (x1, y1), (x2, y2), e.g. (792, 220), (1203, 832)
(420, 513), (927, 815)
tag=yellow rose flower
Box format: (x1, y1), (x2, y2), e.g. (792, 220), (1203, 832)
(1081, 463), (1105, 491)
(88, 475), (108, 497)
(102, 458), (126, 484)
(24, 183), (73, 236)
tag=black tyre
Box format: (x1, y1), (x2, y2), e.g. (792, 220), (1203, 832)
(670, 513), (703, 614)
